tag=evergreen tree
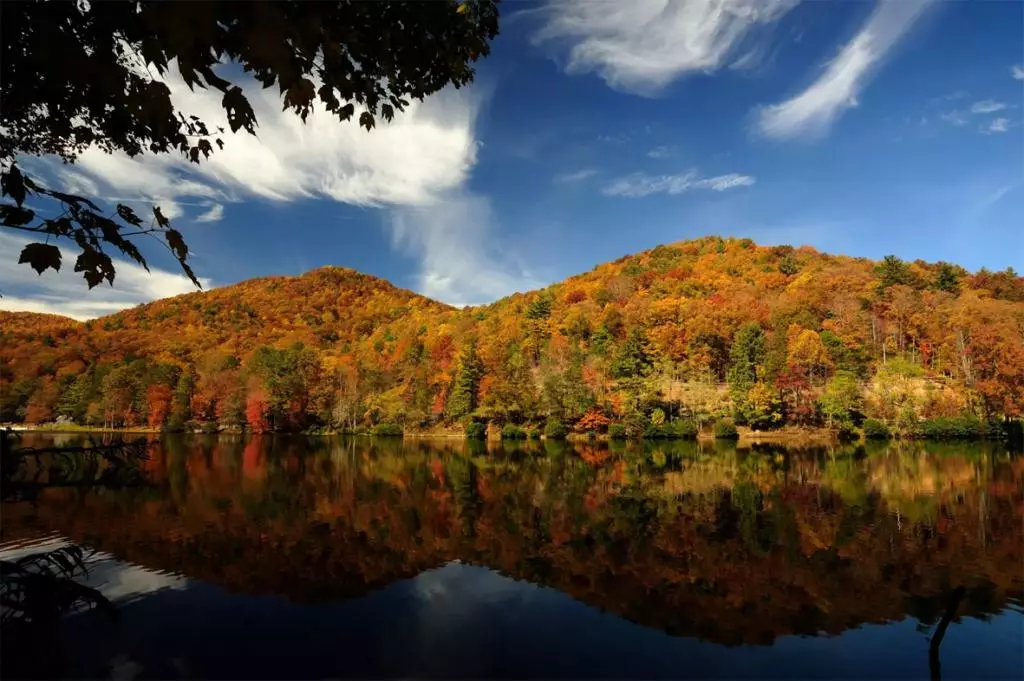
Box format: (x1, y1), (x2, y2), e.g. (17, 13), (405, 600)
(168, 371), (194, 430)
(611, 328), (651, 379)
(934, 262), (961, 294)
(56, 371), (94, 423)
(876, 255), (915, 289)
(446, 341), (483, 419)
(728, 323), (766, 423)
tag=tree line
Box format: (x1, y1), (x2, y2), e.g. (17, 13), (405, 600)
(2, 238), (1022, 437)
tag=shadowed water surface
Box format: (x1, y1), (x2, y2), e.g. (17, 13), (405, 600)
(2, 434), (1022, 679)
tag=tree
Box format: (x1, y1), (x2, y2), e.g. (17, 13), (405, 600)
(934, 262), (961, 294)
(611, 328), (651, 379)
(145, 384), (174, 429)
(818, 371), (861, 427)
(446, 341), (483, 419)
(168, 371), (194, 430)
(786, 327), (833, 384)
(246, 386), (271, 433)
(1, 0), (500, 287)
(728, 323), (766, 422)
(875, 255), (916, 290)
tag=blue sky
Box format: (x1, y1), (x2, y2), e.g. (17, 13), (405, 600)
(3, 0), (1022, 319)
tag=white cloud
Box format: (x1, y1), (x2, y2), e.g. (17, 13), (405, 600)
(533, 0), (798, 95)
(940, 110), (967, 126)
(195, 203), (225, 223)
(0, 233), (213, 320)
(1012, 65), (1024, 81)
(970, 100), (1007, 114)
(981, 118), (1009, 134)
(757, 0), (932, 139)
(555, 168), (599, 183)
(8, 63), (536, 309)
(57, 69), (480, 210)
(389, 194), (540, 306)
(647, 145), (673, 159)
(602, 170), (755, 198)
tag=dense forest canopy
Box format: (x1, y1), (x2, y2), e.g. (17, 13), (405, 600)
(2, 237), (1023, 433)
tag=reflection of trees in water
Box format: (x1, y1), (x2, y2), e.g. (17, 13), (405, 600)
(4, 435), (1022, 646)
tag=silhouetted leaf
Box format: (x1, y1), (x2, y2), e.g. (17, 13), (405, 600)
(223, 86), (256, 134)
(1, 165), (26, 206)
(359, 111), (375, 131)
(116, 204), (143, 226)
(18, 243), (61, 274)
(153, 205), (170, 228)
(75, 248), (115, 288)
(166, 229), (187, 260)
(0, 203), (35, 226)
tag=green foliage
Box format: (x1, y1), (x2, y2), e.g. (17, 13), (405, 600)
(525, 293), (553, 320)
(608, 423), (627, 439)
(818, 371), (861, 427)
(446, 341), (483, 420)
(919, 415), (985, 440)
(611, 328), (652, 379)
(778, 253), (800, 276)
(527, 428), (541, 440)
(714, 419), (739, 439)
(885, 356), (923, 378)
(371, 423), (403, 437)
(666, 420), (698, 439)
(862, 418), (892, 440)
(934, 262), (961, 294)
(728, 324), (766, 390)
(643, 424), (667, 439)
(464, 422), (487, 440)
(544, 419), (568, 440)
(875, 255), (916, 289)
(501, 424), (527, 440)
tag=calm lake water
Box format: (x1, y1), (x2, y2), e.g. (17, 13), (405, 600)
(2, 434), (1022, 679)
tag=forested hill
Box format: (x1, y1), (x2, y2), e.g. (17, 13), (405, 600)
(3, 237), (1023, 432)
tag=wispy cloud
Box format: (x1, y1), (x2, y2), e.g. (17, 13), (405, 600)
(646, 145), (674, 159)
(929, 90), (969, 105)
(757, 0), (932, 139)
(602, 171), (755, 198)
(194, 203), (225, 223)
(533, 0), (798, 95)
(7, 62), (536, 310)
(981, 118), (1010, 134)
(555, 168), (599, 183)
(1012, 65), (1024, 81)
(389, 194), (540, 306)
(0, 233), (213, 320)
(970, 100), (1008, 114)
(939, 110), (967, 126)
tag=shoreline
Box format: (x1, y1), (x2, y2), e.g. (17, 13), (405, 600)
(5, 422), (843, 444)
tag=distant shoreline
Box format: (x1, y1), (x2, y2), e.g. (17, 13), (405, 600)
(5, 422), (844, 443)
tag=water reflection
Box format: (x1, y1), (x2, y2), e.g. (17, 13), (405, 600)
(2, 435), (1022, 679)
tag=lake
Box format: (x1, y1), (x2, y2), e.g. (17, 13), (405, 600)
(2, 434), (1022, 679)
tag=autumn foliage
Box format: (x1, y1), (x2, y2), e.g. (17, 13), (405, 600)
(2, 238), (1022, 433)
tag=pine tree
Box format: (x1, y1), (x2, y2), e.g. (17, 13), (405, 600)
(728, 323), (766, 423)
(446, 342), (483, 419)
(168, 371), (194, 430)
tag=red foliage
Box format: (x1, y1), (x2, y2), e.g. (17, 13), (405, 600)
(246, 388), (271, 433)
(575, 409), (611, 433)
(563, 289), (587, 305)
(146, 384), (174, 428)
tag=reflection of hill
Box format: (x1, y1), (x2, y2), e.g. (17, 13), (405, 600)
(4, 438), (1022, 646)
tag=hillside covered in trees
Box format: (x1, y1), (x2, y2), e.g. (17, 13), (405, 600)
(2, 237), (1022, 435)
